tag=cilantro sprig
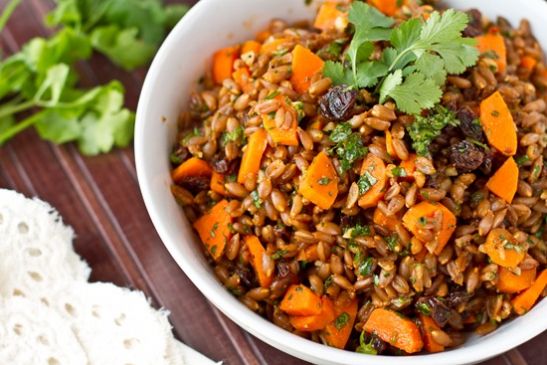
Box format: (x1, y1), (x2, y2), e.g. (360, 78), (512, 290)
(324, 2), (479, 114)
(0, 0), (189, 154)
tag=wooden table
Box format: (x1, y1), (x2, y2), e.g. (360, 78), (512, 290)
(0, 1), (545, 364)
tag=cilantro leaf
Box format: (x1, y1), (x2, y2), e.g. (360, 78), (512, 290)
(379, 69), (403, 104)
(348, 2), (394, 41)
(384, 72), (442, 114)
(90, 26), (157, 70)
(415, 53), (447, 86)
(355, 61), (388, 88)
(323, 61), (353, 86)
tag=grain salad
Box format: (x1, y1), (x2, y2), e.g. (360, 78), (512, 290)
(169, 0), (546, 355)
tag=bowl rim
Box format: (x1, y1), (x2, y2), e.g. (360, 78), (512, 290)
(135, 0), (547, 364)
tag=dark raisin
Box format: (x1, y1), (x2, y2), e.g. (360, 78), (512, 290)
(277, 261), (291, 278)
(371, 334), (387, 354)
(178, 176), (210, 193)
(417, 297), (452, 327)
(211, 156), (239, 175)
(457, 106), (484, 141)
(480, 150), (494, 175)
(234, 264), (254, 289)
(319, 85), (358, 122)
(450, 140), (485, 172)
(445, 290), (472, 307)
(463, 9), (483, 37)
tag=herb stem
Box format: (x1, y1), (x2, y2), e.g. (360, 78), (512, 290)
(0, 99), (36, 120)
(0, 113), (40, 144)
(0, 0), (22, 33)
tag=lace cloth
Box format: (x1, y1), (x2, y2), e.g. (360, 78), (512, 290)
(0, 189), (220, 365)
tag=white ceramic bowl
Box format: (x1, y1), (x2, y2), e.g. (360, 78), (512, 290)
(136, 1), (547, 364)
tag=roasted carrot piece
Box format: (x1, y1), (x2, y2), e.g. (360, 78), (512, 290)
(290, 296), (336, 331)
(400, 153), (417, 179)
(512, 269), (547, 315)
(323, 298), (358, 349)
(212, 45), (240, 84)
(313, 2), (347, 31)
(385, 130), (396, 157)
(237, 128), (268, 184)
(358, 154), (387, 209)
(296, 244), (319, 262)
(291, 45), (324, 93)
(364, 308), (423, 354)
(299, 150), (339, 210)
(232, 66), (252, 93)
(172, 157), (212, 184)
(210, 171), (227, 196)
(262, 96), (298, 146)
(280, 284), (322, 316)
(245, 235), (274, 288)
(402, 201), (456, 255)
(497, 267), (537, 294)
(476, 31), (507, 73)
(419, 314), (445, 353)
(373, 207), (399, 231)
(241, 40), (261, 55)
(480, 91), (517, 156)
(486, 157), (518, 203)
(520, 55), (538, 71)
(255, 29), (271, 43)
(482, 228), (525, 268)
(368, 0), (400, 16)
(192, 200), (232, 261)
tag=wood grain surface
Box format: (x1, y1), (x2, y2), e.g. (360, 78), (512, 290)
(0, 1), (545, 364)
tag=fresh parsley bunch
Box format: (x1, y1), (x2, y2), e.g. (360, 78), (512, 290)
(324, 2), (479, 114)
(0, 0), (188, 155)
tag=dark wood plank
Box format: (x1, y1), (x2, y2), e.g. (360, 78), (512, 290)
(0, 1), (545, 365)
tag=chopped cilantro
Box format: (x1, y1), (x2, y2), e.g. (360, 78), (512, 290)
(407, 106), (460, 156)
(318, 177), (331, 185)
(210, 222), (219, 238)
(353, 224), (371, 238)
(330, 123), (368, 173)
(385, 234), (399, 251)
(170, 152), (183, 165)
(359, 256), (374, 276)
(272, 249), (288, 260)
(356, 332), (377, 355)
(515, 155), (530, 166)
(221, 125), (245, 146)
(325, 275), (333, 288)
(391, 166), (407, 177)
(250, 190), (262, 208)
(226, 174), (237, 182)
(416, 302), (431, 315)
(491, 110), (500, 117)
(334, 312), (350, 330)
(357, 171), (378, 194)
(210, 245), (217, 255)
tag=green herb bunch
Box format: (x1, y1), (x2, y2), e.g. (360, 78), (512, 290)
(324, 1), (479, 115)
(0, 0), (188, 155)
